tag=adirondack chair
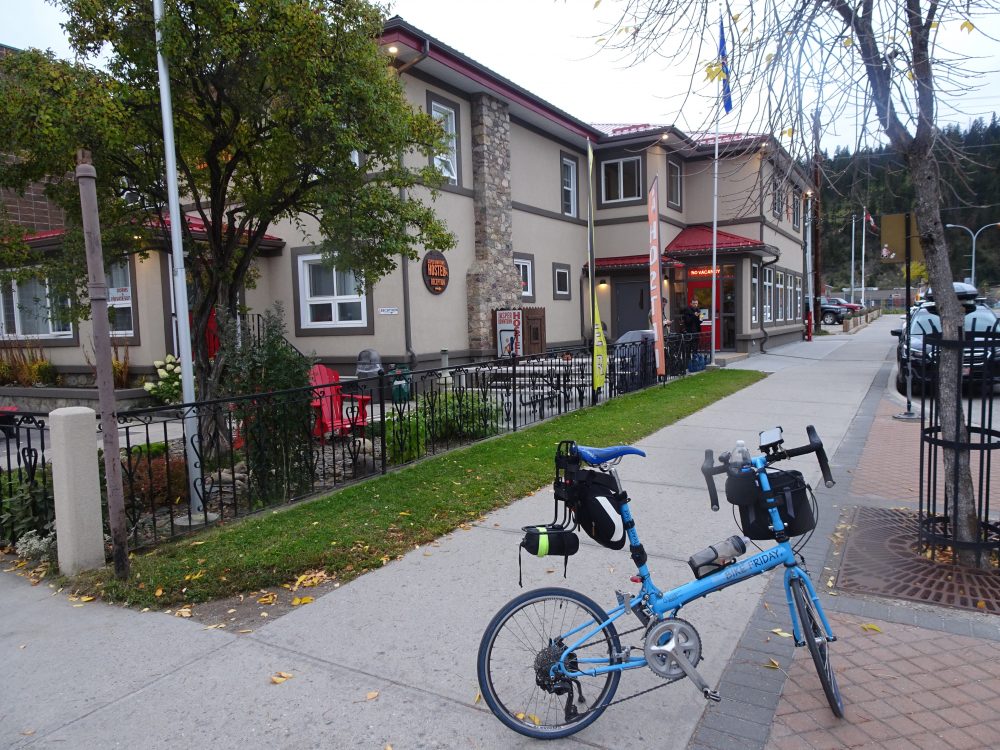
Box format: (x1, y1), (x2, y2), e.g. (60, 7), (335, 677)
(309, 364), (371, 439)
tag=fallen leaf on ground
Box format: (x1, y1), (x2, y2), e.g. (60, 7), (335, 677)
(770, 628), (792, 638)
(474, 690), (482, 704)
(175, 606), (192, 618)
(366, 690), (380, 701)
(238, 629), (253, 634)
(257, 592), (277, 605)
(763, 658), (780, 669)
(291, 596), (314, 606)
(154, 587), (163, 597)
(271, 672), (293, 684)
(860, 623), (882, 633)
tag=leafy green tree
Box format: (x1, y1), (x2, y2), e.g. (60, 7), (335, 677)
(0, 0), (454, 398)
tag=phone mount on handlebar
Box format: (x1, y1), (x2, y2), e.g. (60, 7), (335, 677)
(758, 426), (784, 456)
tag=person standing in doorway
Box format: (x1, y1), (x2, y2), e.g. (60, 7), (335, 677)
(681, 299), (702, 364)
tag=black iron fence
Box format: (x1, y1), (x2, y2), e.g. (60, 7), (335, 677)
(108, 334), (707, 549)
(0, 412), (53, 546)
(919, 330), (1000, 566)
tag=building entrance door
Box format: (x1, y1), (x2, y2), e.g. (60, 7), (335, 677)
(686, 264), (736, 350)
(613, 279), (649, 340)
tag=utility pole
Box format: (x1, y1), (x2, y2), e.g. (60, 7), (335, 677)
(811, 109), (823, 334)
(76, 150), (130, 580)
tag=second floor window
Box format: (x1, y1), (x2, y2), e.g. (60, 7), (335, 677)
(792, 188), (802, 229)
(298, 255), (366, 328)
(667, 159), (682, 208)
(1, 277), (71, 338)
(430, 99), (458, 185)
(561, 156), (578, 217)
(771, 178), (784, 218)
(601, 156), (641, 203)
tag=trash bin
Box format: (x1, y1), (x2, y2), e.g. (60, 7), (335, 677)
(356, 349), (388, 401)
(390, 365), (412, 404)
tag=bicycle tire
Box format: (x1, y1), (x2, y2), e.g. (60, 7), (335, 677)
(790, 577), (845, 717)
(477, 587), (622, 739)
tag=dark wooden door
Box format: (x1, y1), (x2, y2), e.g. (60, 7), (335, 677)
(523, 307), (546, 354)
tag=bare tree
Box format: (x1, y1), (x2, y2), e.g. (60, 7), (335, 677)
(599, 0), (999, 565)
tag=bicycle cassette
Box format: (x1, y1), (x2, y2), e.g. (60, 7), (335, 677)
(644, 618), (703, 682)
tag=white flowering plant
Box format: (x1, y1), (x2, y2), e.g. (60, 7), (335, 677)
(143, 354), (183, 404)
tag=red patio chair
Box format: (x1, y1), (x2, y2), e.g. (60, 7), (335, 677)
(309, 364), (371, 439)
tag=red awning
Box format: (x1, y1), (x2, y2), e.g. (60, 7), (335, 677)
(584, 254), (683, 271)
(664, 226), (776, 258)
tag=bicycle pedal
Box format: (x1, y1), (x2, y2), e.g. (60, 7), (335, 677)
(703, 688), (722, 703)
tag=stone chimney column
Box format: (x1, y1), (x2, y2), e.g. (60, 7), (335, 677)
(466, 93), (520, 353)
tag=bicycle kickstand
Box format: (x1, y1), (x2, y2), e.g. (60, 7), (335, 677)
(659, 638), (721, 703)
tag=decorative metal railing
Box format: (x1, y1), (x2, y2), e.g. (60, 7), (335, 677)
(110, 334), (707, 549)
(0, 412), (52, 546)
(918, 328), (1000, 566)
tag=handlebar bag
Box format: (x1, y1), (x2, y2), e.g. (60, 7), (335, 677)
(738, 469), (815, 540)
(571, 470), (627, 550)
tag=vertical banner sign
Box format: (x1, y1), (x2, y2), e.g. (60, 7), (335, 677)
(588, 140), (607, 391)
(647, 177), (665, 376)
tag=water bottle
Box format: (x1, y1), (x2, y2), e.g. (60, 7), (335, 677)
(728, 439), (752, 472)
(688, 535), (751, 579)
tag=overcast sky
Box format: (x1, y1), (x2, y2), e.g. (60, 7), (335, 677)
(6, 0), (1000, 151)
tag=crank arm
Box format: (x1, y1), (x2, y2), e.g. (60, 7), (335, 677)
(654, 638), (721, 703)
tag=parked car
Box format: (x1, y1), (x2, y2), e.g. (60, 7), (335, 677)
(891, 288), (1000, 393)
(818, 300), (850, 325)
(821, 296), (863, 313)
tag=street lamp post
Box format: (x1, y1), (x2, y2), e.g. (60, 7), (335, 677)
(945, 222), (1000, 287)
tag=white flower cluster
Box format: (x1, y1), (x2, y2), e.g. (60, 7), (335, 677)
(143, 354), (182, 402)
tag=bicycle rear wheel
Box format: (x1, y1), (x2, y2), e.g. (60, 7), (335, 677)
(790, 577), (845, 717)
(477, 587), (621, 739)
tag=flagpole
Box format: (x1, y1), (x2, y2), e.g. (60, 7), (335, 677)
(861, 205), (867, 307)
(710, 14), (730, 366)
(850, 213), (856, 303)
(587, 139), (607, 402)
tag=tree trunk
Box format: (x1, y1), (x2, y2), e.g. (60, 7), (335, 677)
(907, 157), (980, 567)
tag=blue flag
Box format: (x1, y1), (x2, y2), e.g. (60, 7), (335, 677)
(719, 18), (733, 114)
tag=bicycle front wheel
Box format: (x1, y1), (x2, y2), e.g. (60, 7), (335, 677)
(477, 587), (621, 739)
(790, 577), (845, 717)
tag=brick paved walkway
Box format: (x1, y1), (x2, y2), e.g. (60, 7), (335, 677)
(767, 610), (1000, 750)
(762, 395), (1000, 749)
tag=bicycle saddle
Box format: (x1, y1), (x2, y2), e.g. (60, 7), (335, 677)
(575, 444), (646, 465)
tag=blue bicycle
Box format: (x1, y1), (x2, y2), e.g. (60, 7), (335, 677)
(477, 425), (844, 739)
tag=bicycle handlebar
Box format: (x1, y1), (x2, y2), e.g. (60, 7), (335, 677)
(700, 425), (835, 512)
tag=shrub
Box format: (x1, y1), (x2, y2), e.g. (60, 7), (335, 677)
(29, 359), (58, 385)
(0, 360), (12, 385)
(382, 391), (502, 466)
(0, 482), (53, 545)
(143, 354), (183, 403)
(15, 529), (56, 562)
(122, 453), (190, 512)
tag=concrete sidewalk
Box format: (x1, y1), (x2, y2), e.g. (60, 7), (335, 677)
(3, 316), (991, 749)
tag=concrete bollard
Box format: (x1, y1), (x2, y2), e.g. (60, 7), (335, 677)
(50, 407), (105, 575)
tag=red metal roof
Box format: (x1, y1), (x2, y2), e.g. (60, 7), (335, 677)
(664, 226), (767, 257)
(584, 254), (683, 271)
(24, 215), (283, 245)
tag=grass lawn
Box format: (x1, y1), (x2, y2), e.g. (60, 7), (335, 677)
(79, 369), (764, 607)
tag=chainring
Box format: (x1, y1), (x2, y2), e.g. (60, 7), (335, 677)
(643, 618), (702, 682)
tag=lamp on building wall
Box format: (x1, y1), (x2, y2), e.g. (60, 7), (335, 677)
(598, 278), (609, 288)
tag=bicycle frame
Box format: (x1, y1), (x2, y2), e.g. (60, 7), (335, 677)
(556, 454), (837, 679)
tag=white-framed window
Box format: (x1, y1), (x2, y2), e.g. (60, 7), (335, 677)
(751, 264), (759, 324)
(792, 188), (802, 229)
(776, 271), (785, 321)
(771, 178), (784, 218)
(786, 274), (794, 320)
(514, 257), (533, 298)
(297, 254), (367, 328)
(0, 276), (72, 338)
(794, 276), (802, 320)
(763, 267), (773, 323)
(561, 156), (577, 217)
(107, 260), (134, 336)
(552, 263), (571, 300)
(430, 99), (458, 185)
(667, 159), (682, 208)
(601, 156), (641, 203)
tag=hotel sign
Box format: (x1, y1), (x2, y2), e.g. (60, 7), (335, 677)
(422, 251), (450, 294)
